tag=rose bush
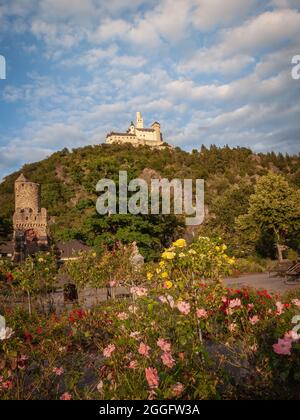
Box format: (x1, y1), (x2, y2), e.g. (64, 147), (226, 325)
(0, 236), (299, 399)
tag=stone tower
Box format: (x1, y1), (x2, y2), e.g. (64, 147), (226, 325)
(151, 121), (161, 142)
(136, 111), (144, 129)
(13, 174), (48, 262)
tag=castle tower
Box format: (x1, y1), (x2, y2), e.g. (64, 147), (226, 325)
(15, 173), (41, 212)
(151, 121), (161, 143)
(136, 112), (144, 129)
(13, 174), (48, 262)
(129, 121), (135, 134)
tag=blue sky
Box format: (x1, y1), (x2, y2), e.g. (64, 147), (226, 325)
(0, 0), (300, 180)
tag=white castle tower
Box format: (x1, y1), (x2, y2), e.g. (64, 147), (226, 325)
(136, 112), (144, 129)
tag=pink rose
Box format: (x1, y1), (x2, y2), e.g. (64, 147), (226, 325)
(138, 342), (150, 357)
(117, 312), (128, 320)
(157, 338), (171, 353)
(284, 330), (300, 342)
(292, 299), (300, 308)
(249, 315), (259, 325)
(196, 308), (208, 319)
(229, 298), (241, 309)
(161, 352), (175, 368)
(177, 301), (190, 315)
(172, 382), (184, 397)
(53, 367), (64, 376)
(145, 367), (159, 389)
(275, 301), (284, 315)
(60, 392), (72, 400)
(128, 360), (138, 369)
(103, 344), (116, 358)
(273, 338), (292, 356)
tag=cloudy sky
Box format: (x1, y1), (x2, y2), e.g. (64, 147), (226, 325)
(0, 0), (300, 180)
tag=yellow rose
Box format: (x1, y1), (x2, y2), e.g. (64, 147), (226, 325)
(161, 271), (169, 279)
(159, 261), (165, 267)
(92, 252), (97, 258)
(172, 239), (186, 248)
(164, 280), (173, 289)
(179, 252), (186, 258)
(161, 251), (176, 260)
(147, 272), (153, 281)
(38, 257), (44, 263)
(188, 249), (196, 255)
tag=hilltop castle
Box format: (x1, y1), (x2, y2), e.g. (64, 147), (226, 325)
(106, 112), (164, 148)
(12, 174), (48, 261)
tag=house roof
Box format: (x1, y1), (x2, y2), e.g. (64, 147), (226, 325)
(55, 240), (91, 258)
(0, 241), (14, 254)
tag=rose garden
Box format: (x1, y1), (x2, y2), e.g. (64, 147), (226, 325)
(0, 236), (299, 400)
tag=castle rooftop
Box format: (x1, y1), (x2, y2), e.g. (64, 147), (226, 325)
(16, 173), (28, 182)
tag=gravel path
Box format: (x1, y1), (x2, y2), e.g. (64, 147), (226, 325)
(223, 272), (300, 293)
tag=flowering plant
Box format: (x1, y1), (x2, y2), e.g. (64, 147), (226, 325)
(0, 236), (299, 399)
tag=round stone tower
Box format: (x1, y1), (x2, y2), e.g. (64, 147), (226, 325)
(13, 173), (48, 262)
(15, 173), (40, 212)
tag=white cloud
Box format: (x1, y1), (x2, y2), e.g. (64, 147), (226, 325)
(179, 8), (300, 76)
(127, 19), (162, 48)
(39, 0), (96, 21)
(270, 0), (300, 8)
(91, 19), (131, 43)
(191, 0), (258, 31)
(178, 50), (254, 75)
(61, 46), (118, 68)
(220, 9), (300, 54)
(30, 19), (81, 49)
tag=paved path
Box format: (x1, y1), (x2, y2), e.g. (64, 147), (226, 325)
(223, 272), (300, 294)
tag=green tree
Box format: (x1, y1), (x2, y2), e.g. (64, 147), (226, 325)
(237, 172), (300, 260)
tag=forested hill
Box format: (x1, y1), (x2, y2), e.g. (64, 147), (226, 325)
(0, 144), (300, 259)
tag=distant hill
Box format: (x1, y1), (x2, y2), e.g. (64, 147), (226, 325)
(1, 144), (299, 259)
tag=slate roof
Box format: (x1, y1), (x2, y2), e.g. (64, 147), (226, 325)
(0, 241), (14, 254)
(55, 240), (91, 259)
(106, 132), (136, 137)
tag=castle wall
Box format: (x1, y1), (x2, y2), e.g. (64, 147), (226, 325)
(107, 134), (139, 145)
(135, 128), (157, 142)
(13, 208), (48, 238)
